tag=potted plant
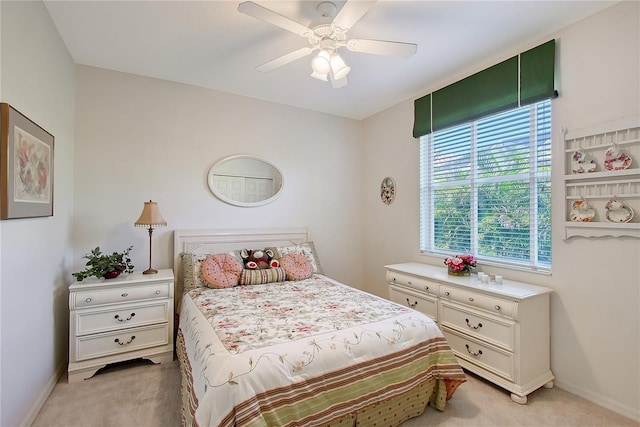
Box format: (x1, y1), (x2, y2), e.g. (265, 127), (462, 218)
(72, 246), (135, 281)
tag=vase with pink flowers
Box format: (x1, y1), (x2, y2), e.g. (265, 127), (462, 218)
(444, 254), (476, 276)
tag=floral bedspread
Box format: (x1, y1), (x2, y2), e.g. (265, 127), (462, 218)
(179, 274), (466, 427)
(188, 275), (410, 354)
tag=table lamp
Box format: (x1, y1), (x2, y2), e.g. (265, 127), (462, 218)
(134, 200), (167, 274)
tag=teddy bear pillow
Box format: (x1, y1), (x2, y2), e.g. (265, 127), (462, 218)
(240, 249), (280, 270)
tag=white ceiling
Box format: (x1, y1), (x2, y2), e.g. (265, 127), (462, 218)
(43, 0), (617, 120)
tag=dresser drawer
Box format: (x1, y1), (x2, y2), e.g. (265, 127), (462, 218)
(443, 328), (514, 382)
(75, 301), (170, 336)
(440, 285), (516, 318)
(440, 302), (514, 350)
(75, 323), (169, 361)
(386, 271), (438, 296)
(389, 285), (437, 320)
(73, 282), (171, 308)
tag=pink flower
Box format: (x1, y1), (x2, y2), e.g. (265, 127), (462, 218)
(444, 254), (476, 270)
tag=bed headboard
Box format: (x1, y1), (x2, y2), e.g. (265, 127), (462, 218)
(173, 228), (311, 308)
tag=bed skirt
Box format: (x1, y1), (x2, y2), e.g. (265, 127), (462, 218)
(177, 329), (465, 427)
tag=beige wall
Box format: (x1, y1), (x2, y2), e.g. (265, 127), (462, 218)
(362, 1), (639, 420)
(73, 67), (364, 289)
(0, 1), (76, 426)
(1, 1), (638, 425)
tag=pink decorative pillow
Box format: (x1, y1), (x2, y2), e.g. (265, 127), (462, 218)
(200, 254), (243, 289)
(280, 253), (313, 281)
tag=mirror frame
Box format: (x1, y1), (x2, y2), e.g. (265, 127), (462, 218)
(207, 155), (285, 207)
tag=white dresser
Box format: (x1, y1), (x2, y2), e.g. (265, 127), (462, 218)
(386, 262), (554, 404)
(68, 269), (174, 383)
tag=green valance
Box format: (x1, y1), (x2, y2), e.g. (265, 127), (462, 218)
(520, 40), (557, 105)
(413, 94), (432, 139)
(413, 39), (557, 138)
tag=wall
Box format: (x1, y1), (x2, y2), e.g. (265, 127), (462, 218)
(362, 1), (639, 420)
(0, 2), (76, 426)
(3, 1), (637, 425)
(73, 66), (364, 290)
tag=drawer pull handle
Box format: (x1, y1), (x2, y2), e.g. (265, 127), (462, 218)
(155, 290), (161, 294)
(114, 336), (136, 346)
(121, 293), (129, 297)
(408, 280), (412, 285)
(392, 277), (396, 282)
(465, 318), (483, 330)
(424, 286), (429, 291)
(85, 298), (92, 303)
(465, 344), (483, 357)
(444, 291), (450, 296)
(406, 298), (418, 308)
(114, 313), (136, 322)
(468, 297), (474, 302)
(494, 305), (501, 311)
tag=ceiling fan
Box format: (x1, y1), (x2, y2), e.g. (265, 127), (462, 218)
(237, 0), (417, 88)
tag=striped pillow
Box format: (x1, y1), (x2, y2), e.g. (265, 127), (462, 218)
(239, 267), (287, 285)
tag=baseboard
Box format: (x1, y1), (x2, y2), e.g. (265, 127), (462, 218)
(555, 379), (640, 422)
(20, 363), (66, 427)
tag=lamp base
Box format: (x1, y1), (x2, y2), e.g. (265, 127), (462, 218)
(143, 268), (158, 275)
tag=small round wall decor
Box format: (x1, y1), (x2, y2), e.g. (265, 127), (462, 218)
(380, 177), (396, 205)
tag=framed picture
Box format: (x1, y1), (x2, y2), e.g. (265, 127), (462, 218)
(0, 103), (54, 219)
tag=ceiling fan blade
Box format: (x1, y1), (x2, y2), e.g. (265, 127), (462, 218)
(332, 0), (377, 33)
(346, 39), (417, 57)
(238, 1), (313, 37)
(256, 47), (314, 72)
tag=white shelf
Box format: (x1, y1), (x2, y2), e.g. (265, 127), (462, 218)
(564, 168), (639, 181)
(564, 222), (640, 239)
(563, 118), (640, 239)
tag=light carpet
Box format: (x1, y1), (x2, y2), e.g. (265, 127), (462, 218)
(32, 358), (636, 427)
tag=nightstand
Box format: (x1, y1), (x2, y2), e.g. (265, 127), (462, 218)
(68, 269), (174, 383)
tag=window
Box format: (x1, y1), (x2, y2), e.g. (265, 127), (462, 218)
(419, 100), (551, 273)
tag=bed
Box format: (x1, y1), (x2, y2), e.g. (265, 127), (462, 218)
(173, 228), (466, 427)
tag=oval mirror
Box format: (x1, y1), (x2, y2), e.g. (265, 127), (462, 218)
(207, 155), (284, 207)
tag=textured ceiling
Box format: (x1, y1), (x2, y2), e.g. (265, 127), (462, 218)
(44, 1), (617, 120)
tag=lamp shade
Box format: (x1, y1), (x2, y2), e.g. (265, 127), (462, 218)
(134, 200), (167, 228)
(310, 70), (329, 81)
(310, 49), (331, 81)
(330, 53), (351, 80)
(311, 49), (331, 74)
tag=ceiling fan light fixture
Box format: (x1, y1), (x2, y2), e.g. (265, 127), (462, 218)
(310, 70), (329, 81)
(330, 74), (348, 89)
(238, 0), (417, 88)
(310, 49), (332, 80)
(330, 52), (351, 80)
(311, 49), (332, 73)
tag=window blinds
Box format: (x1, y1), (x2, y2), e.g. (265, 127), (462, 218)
(419, 100), (552, 271)
(413, 40), (556, 138)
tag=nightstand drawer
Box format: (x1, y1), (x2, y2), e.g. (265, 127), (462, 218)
(75, 323), (169, 361)
(75, 301), (170, 336)
(440, 285), (516, 318)
(73, 282), (171, 308)
(443, 328), (514, 382)
(387, 271), (438, 296)
(440, 302), (514, 350)
(389, 285), (437, 320)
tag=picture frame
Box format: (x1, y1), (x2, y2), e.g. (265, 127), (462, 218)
(0, 103), (54, 219)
